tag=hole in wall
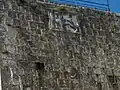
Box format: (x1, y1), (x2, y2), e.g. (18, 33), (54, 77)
(107, 75), (117, 84)
(35, 62), (44, 71)
(34, 62), (44, 88)
(97, 82), (102, 90)
(107, 75), (119, 90)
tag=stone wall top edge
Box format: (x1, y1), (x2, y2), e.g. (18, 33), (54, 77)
(35, 1), (120, 16)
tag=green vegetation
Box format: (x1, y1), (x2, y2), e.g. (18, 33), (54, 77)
(54, 6), (67, 11)
(111, 24), (117, 33)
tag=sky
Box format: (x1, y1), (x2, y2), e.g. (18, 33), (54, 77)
(109, 0), (120, 13)
(95, 0), (120, 13)
(54, 0), (120, 13)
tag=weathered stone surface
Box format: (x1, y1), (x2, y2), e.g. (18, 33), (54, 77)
(0, 0), (120, 90)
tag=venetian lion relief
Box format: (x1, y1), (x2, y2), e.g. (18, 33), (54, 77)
(49, 11), (80, 33)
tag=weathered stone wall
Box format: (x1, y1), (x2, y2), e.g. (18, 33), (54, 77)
(0, 0), (120, 90)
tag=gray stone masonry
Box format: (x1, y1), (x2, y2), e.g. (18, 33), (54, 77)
(0, 0), (120, 90)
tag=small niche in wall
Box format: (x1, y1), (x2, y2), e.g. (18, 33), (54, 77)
(35, 62), (44, 71)
(113, 83), (119, 90)
(107, 75), (118, 84)
(107, 75), (119, 90)
(34, 62), (44, 88)
(97, 82), (102, 90)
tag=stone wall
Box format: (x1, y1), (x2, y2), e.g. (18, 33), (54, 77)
(0, 0), (120, 90)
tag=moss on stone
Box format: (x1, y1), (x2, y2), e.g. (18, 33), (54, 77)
(111, 24), (118, 33)
(54, 6), (67, 11)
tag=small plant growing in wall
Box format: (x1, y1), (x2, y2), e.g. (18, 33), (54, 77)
(111, 24), (117, 33)
(54, 6), (67, 12)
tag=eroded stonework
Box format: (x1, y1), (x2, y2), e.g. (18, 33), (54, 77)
(0, 0), (120, 90)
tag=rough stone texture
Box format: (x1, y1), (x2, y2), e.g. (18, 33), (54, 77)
(0, 0), (120, 90)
